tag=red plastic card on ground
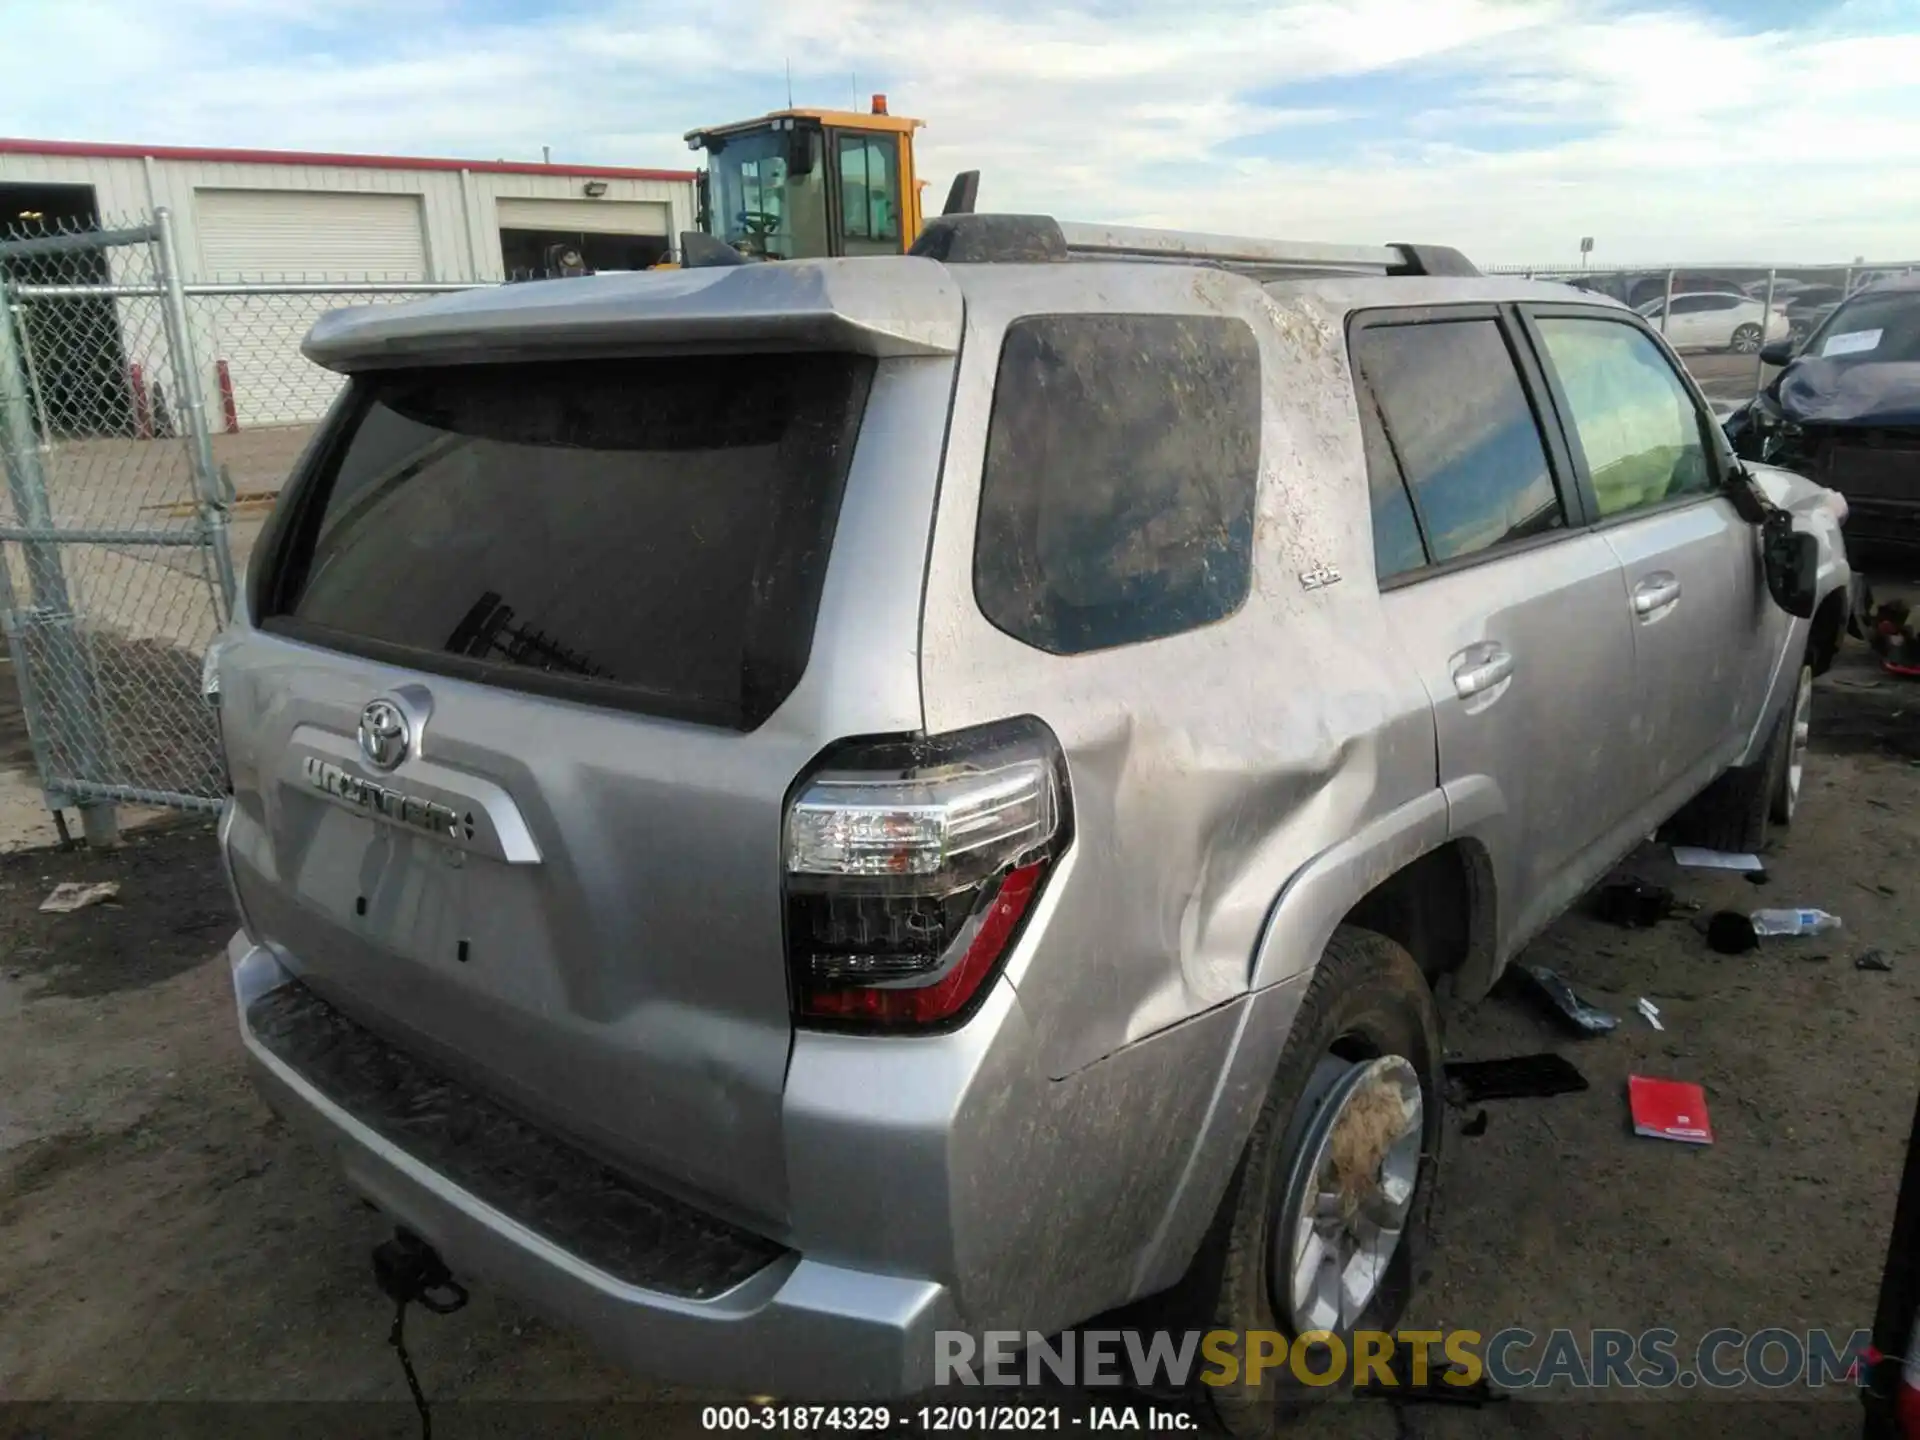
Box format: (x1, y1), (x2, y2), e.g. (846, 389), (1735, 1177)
(1628, 1075), (1713, 1145)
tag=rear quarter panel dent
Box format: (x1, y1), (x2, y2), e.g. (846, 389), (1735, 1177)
(921, 268), (1438, 1081)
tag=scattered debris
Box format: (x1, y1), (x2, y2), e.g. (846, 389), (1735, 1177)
(1596, 879), (1677, 928)
(1518, 964), (1620, 1034)
(1868, 797), (1897, 811)
(1857, 949), (1894, 973)
(1628, 1075), (1714, 1145)
(38, 881), (120, 914)
(1872, 600), (1920, 676)
(1461, 1109), (1489, 1137)
(1637, 998), (1665, 1031)
(1673, 846), (1766, 872)
(1446, 1053), (1589, 1104)
(1707, 911), (1760, 954)
(1750, 907), (1843, 938)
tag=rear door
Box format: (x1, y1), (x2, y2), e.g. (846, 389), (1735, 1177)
(1353, 307), (1640, 952)
(218, 347), (925, 1231)
(1521, 308), (1767, 809)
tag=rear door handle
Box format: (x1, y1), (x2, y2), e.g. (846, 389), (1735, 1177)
(1633, 572), (1683, 618)
(1451, 642), (1515, 699)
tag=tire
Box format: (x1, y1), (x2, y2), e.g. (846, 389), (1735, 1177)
(1731, 323), (1763, 354)
(1197, 927), (1442, 1439)
(1667, 646), (1804, 851)
(1770, 658), (1814, 825)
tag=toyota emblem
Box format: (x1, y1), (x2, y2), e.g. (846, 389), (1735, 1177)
(357, 699), (410, 771)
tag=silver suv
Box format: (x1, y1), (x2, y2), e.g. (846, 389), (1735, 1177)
(214, 214), (1850, 1429)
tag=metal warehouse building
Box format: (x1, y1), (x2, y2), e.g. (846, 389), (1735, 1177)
(0, 138), (699, 283)
(0, 139), (700, 430)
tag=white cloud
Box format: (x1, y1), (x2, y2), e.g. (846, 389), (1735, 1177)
(1, 0), (1916, 261)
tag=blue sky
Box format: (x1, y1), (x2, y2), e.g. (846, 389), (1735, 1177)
(5, 0), (1919, 262)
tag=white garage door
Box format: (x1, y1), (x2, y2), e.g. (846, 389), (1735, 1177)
(195, 190), (429, 429)
(495, 198), (670, 236)
(195, 189), (429, 279)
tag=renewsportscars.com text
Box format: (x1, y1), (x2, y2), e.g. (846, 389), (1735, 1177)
(936, 1327), (1872, 1392)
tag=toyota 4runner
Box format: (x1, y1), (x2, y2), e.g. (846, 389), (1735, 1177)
(212, 213), (1851, 1432)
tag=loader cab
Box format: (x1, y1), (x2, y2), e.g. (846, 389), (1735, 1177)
(685, 99), (924, 260)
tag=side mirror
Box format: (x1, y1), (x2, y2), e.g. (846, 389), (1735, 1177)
(1759, 338), (1794, 367)
(1761, 512), (1818, 619)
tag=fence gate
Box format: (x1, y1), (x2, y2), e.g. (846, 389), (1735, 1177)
(0, 208), (236, 832)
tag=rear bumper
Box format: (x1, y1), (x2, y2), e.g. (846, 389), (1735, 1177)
(230, 935), (959, 1398)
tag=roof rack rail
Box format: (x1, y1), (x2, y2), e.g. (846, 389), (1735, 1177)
(910, 214), (1478, 278)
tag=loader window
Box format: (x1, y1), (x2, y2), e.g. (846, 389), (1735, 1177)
(707, 128), (829, 259)
(836, 133), (901, 255)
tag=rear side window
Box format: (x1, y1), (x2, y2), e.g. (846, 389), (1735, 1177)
(267, 353), (875, 730)
(1356, 387), (1427, 583)
(1352, 318), (1565, 567)
(973, 314), (1260, 655)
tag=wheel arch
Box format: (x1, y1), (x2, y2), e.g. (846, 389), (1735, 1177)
(1810, 582), (1848, 675)
(1129, 804), (1499, 1300)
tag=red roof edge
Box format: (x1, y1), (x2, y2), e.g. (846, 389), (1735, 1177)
(0, 137), (697, 184)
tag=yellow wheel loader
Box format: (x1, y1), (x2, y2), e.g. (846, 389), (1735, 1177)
(680, 96), (977, 263)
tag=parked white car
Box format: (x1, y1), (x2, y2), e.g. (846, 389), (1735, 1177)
(1636, 291), (1791, 353)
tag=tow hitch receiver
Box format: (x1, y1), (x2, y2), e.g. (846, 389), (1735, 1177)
(372, 1229), (469, 1439)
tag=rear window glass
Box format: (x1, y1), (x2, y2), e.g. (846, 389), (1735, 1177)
(973, 314), (1260, 655)
(268, 353), (874, 729)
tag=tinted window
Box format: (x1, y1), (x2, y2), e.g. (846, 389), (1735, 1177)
(837, 134), (900, 246)
(1356, 384), (1427, 581)
(1702, 295), (1741, 311)
(1535, 318), (1713, 518)
(271, 353), (875, 729)
(975, 314), (1259, 654)
(1352, 319), (1564, 564)
(1670, 295), (1713, 315)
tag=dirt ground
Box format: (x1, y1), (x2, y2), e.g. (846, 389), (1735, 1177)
(5, 622), (1920, 1439)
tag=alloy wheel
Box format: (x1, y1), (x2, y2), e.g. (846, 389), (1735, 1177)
(1271, 1054), (1423, 1334)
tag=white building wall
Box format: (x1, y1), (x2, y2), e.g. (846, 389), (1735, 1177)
(1, 146), (699, 431)
(0, 148), (699, 282)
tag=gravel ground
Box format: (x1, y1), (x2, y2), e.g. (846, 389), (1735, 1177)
(3, 635), (1917, 1440)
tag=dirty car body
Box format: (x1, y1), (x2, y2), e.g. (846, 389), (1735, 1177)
(214, 220), (1850, 1401)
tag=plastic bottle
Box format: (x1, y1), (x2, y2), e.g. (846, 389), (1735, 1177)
(1749, 908), (1843, 937)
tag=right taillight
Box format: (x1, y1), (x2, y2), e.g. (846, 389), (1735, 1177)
(783, 717), (1071, 1031)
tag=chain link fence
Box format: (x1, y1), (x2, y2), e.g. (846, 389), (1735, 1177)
(0, 211), (233, 830)
(0, 207), (475, 828)
(1486, 259), (1920, 412)
(176, 280), (474, 605)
